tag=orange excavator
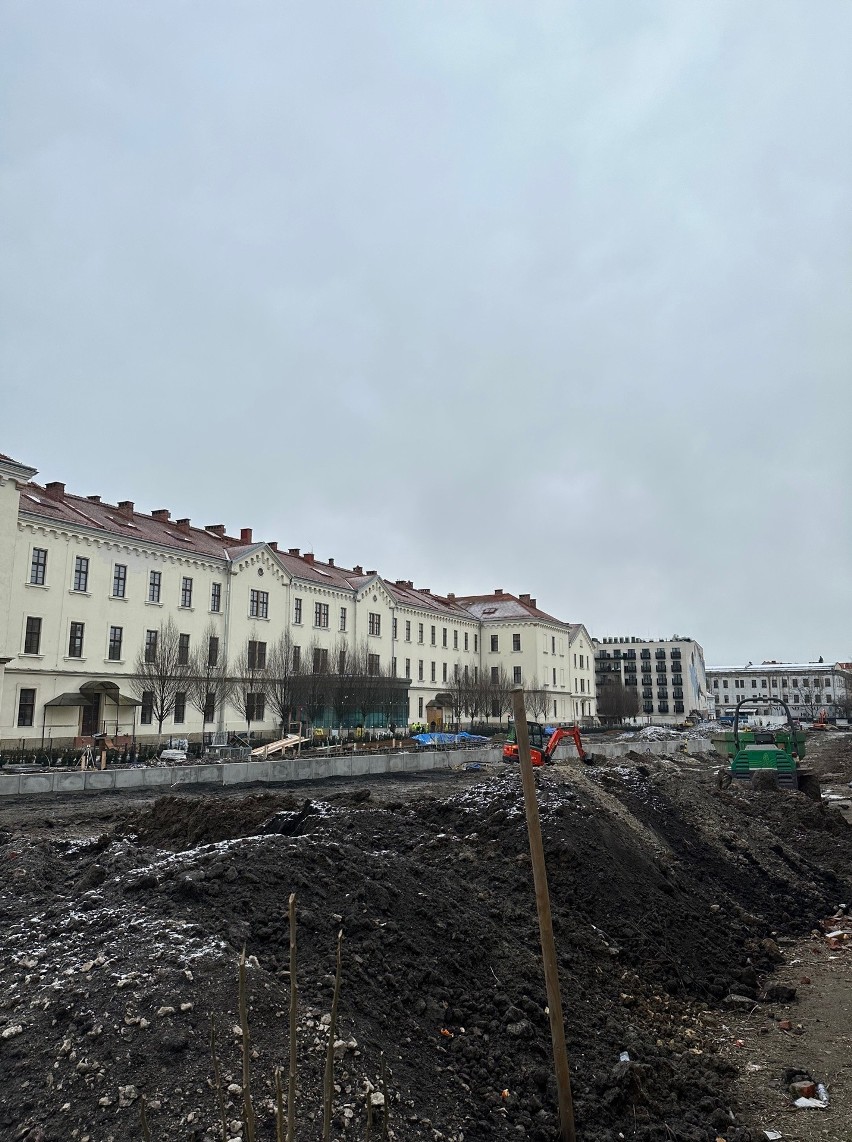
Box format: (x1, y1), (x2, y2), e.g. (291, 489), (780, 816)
(811, 709), (830, 731)
(502, 722), (591, 767)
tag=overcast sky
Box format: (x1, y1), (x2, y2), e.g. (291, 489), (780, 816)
(2, 1), (850, 666)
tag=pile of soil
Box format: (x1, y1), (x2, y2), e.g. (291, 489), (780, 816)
(1, 748), (850, 1142)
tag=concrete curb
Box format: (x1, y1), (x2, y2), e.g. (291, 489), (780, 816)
(0, 746), (485, 798)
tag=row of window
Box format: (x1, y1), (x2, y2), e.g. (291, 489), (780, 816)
(138, 688), (257, 726)
(625, 674), (684, 686)
(641, 701), (685, 715)
(601, 648), (682, 661)
(716, 677), (833, 690)
(718, 693), (829, 707)
(22, 618), (212, 665)
(29, 549), (231, 613)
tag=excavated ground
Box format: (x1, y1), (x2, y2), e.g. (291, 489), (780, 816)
(1, 734), (851, 1142)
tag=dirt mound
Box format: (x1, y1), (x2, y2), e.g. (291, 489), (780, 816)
(1, 765), (850, 1142)
(124, 789), (376, 850)
(121, 792), (302, 848)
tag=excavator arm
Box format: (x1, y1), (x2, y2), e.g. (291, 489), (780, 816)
(543, 725), (587, 763)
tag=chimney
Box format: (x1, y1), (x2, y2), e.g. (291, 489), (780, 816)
(152, 509), (170, 522)
(176, 518), (191, 533)
(406, 580), (413, 590)
(206, 524), (226, 536)
(327, 557), (334, 566)
(421, 587), (431, 595)
(45, 481), (65, 501)
(395, 579), (407, 587)
(519, 593), (530, 604)
(366, 569), (375, 576)
(353, 565), (363, 575)
(118, 500), (134, 519)
(447, 592), (455, 601)
(288, 547), (300, 557)
(268, 540), (278, 552)
(86, 494), (101, 503)
(494, 588), (503, 596)
(303, 552), (315, 565)
(530, 598), (536, 609)
(240, 527), (253, 544)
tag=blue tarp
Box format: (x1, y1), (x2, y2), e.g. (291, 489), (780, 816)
(412, 732), (490, 747)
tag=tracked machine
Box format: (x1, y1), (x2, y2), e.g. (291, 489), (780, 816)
(714, 697), (821, 799)
(503, 722), (592, 767)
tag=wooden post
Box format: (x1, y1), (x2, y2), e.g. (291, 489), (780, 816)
(510, 686), (577, 1142)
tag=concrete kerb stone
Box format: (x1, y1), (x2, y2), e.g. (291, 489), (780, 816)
(143, 768), (176, 787)
(292, 757), (316, 782)
(311, 757), (336, 782)
(113, 768), (147, 789)
(18, 773), (54, 794)
(193, 764), (225, 785)
(169, 766), (203, 786)
(83, 771), (116, 790)
(54, 772), (86, 793)
(0, 773), (23, 795)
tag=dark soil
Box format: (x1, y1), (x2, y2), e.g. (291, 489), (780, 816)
(1, 739), (851, 1142)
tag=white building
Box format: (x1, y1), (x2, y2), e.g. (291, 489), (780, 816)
(0, 452), (595, 746)
(593, 635), (710, 724)
(706, 661), (851, 721)
(452, 591), (597, 724)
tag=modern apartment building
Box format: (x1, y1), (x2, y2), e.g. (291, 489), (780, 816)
(0, 451), (594, 745)
(593, 635), (710, 724)
(706, 662), (851, 720)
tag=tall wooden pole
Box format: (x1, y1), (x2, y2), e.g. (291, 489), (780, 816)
(510, 687), (577, 1142)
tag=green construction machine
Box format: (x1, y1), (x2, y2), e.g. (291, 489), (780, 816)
(714, 698), (821, 800)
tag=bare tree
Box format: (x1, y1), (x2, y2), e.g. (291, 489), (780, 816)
(447, 663), (469, 731)
(231, 631), (271, 742)
(329, 641), (359, 733)
(597, 679), (640, 725)
(470, 667), (493, 729)
(352, 641), (383, 729)
(293, 641), (331, 729)
(267, 632), (300, 734)
(130, 617), (191, 738)
(377, 659), (407, 731)
(525, 677), (551, 723)
(489, 666), (513, 727)
(186, 623), (234, 737)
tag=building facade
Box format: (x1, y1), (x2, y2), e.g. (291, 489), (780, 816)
(0, 452), (596, 746)
(706, 662), (851, 721)
(452, 592), (597, 724)
(594, 635), (710, 724)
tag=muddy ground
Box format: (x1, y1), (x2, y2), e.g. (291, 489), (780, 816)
(1, 734), (851, 1142)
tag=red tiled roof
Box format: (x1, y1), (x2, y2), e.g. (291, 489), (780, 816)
(19, 484), (239, 560)
(14, 472), (570, 625)
(453, 592), (568, 625)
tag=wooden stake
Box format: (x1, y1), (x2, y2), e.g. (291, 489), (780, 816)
(239, 946), (257, 1142)
(510, 687), (577, 1142)
(210, 1014), (228, 1142)
(322, 929), (343, 1142)
(287, 892), (297, 1142)
(274, 1066), (285, 1142)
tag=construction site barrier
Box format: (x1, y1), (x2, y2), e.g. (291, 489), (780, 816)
(0, 739), (713, 799)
